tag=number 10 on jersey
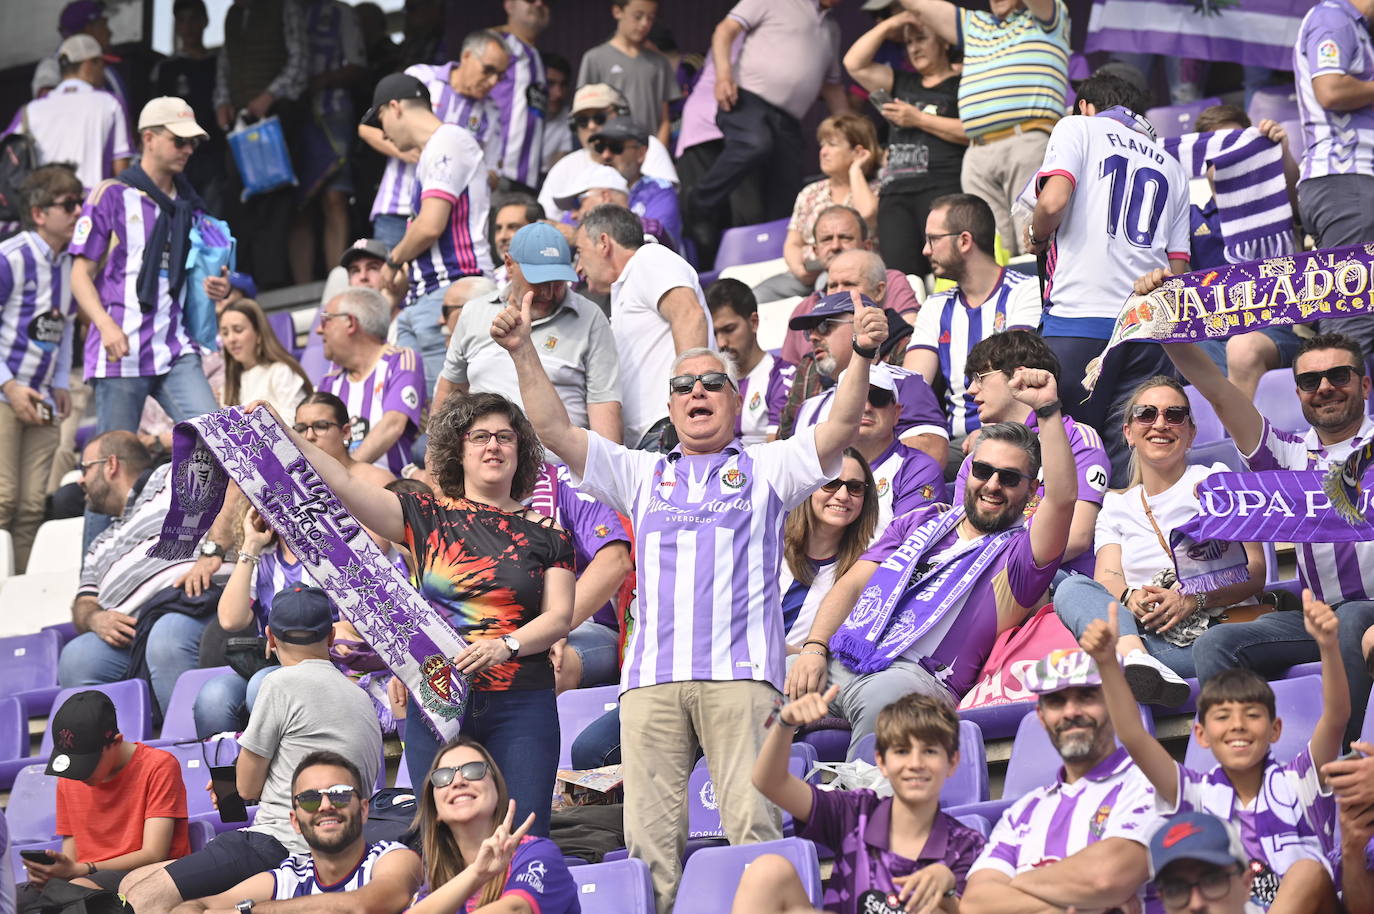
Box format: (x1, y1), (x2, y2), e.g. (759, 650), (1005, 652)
(1100, 154), (1168, 248)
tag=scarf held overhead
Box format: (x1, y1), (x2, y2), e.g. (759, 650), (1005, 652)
(147, 407), (471, 739)
(1085, 243), (1374, 392)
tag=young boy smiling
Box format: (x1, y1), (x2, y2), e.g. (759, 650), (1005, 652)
(731, 687), (984, 914)
(1080, 592), (1344, 913)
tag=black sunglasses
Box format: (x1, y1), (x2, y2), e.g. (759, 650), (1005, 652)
(867, 388), (895, 408)
(292, 784), (358, 813)
(46, 198), (82, 213)
(1157, 866), (1240, 908)
(1130, 404), (1191, 426)
(668, 372), (734, 395)
(292, 420), (342, 434)
(821, 478), (867, 496)
(1295, 365), (1362, 392)
(167, 134), (202, 150)
(591, 139), (626, 156)
(430, 761), (490, 788)
(574, 112), (609, 130)
(970, 460), (1028, 488)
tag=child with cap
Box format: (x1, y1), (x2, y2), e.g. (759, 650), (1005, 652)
(20, 690), (189, 898)
(1079, 594), (1344, 912)
(1150, 811), (1264, 914)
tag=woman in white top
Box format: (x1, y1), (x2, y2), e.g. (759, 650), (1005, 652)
(1054, 376), (1265, 707)
(780, 447), (879, 651)
(219, 299), (312, 412)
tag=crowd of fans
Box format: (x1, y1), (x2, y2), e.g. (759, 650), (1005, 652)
(7, 0), (1374, 912)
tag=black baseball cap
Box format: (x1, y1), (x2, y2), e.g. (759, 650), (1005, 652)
(340, 238), (390, 270)
(590, 117), (650, 146)
(269, 586), (335, 644)
(46, 691), (119, 781)
(361, 73), (430, 127)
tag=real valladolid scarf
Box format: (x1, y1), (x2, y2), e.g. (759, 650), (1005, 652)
(148, 407), (471, 739)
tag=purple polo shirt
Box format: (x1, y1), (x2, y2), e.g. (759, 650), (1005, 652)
(629, 176), (682, 249)
(799, 786), (984, 914)
(1295, 0), (1374, 181)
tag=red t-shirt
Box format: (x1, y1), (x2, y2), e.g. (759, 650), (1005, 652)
(54, 742), (190, 863)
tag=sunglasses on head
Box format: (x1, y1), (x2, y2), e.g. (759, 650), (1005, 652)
(292, 420), (342, 434)
(430, 760), (490, 788)
(46, 198), (82, 213)
(867, 388), (895, 408)
(574, 112), (609, 130)
(668, 372), (734, 395)
(821, 478), (867, 496)
(970, 460), (1028, 488)
(591, 139), (626, 156)
(1130, 404), (1191, 426)
(1295, 365), (1362, 392)
(292, 784), (358, 813)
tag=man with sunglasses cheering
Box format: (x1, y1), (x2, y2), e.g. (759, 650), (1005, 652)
(493, 285), (886, 913)
(170, 751), (421, 914)
(786, 368), (1076, 761)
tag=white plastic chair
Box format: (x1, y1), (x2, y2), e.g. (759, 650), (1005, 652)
(26, 517), (85, 575)
(0, 572), (80, 636)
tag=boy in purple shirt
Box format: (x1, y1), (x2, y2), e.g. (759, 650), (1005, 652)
(1081, 595), (1345, 912)
(733, 689), (983, 914)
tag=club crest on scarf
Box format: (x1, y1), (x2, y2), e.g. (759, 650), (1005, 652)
(177, 442), (224, 513)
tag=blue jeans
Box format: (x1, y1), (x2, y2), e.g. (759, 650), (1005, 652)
(1054, 575), (1199, 678)
(371, 214), (408, 250)
(1193, 600), (1374, 746)
(193, 666), (278, 737)
(571, 706), (622, 770)
(404, 688), (560, 836)
(57, 611), (210, 713)
(393, 284), (447, 403)
(567, 620), (620, 687)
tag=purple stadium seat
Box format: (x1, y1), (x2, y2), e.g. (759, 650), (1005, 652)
(40, 681), (152, 759)
(1, 629), (64, 717)
(1147, 98), (1223, 140)
(188, 818), (215, 853)
(0, 698), (23, 766)
(850, 719), (989, 805)
(7, 763), (57, 844)
(298, 337), (331, 384)
(955, 813), (991, 838)
(1184, 674), (1320, 771)
(1284, 662), (1321, 680)
(267, 311), (299, 357)
(675, 837), (823, 914)
(1183, 384), (1227, 445)
(689, 745), (816, 842)
(799, 717), (852, 763)
(1187, 440), (1243, 472)
(1280, 119), (1306, 159)
(10, 837), (61, 888)
(1247, 87), (1300, 127)
(959, 700), (1035, 741)
(1254, 368), (1310, 437)
(556, 685), (620, 769)
(156, 666), (235, 743)
(43, 622), (77, 646)
(570, 857), (655, 914)
(712, 217), (790, 271)
(157, 738), (242, 820)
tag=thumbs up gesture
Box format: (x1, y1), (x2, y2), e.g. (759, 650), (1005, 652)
(1079, 601), (1121, 667)
(491, 290), (535, 353)
(852, 291), (888, 355)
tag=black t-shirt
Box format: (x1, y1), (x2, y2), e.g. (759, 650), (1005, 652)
(882, 71), (964, 192)
(399, 492), (574, 692)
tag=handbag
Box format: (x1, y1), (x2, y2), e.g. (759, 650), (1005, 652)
(182, 216), (235, 350)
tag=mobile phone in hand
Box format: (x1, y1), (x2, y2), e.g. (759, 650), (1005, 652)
(20, 850), (54, 864)
(36, 401), (53, 424)
(1340, 748), (1367, 762)
(869, 89), (894, 109)
(211, 764), (249, 822)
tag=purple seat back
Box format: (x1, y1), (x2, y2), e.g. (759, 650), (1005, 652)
(1183, 384), (1227, 446)
(1187, 439), (1243, 473)
(556, 685), (620, 769)
(157, 738), (241, 818)
(41, 680), (152, 758)
(1247, 87), (1300, 126)
(0, 697), (22, 762)
(955, 812), (991, 838)
(851, 719), (989, 805)
(188, 819), (215, 853)
(1146, 98), (1223, 139)
(1007, 703), (1156, 800)
(959, 700), (1034, 741)
(1, 629), (62, 696)
(569, 857), (655, 914)
(267, 311), (298, 356)
(1184, 674), (1320, 770)
(688, 745), (813, 839)
(1254, 369), (1310, 437)
(299, 338), (332, 386)
(712, 218), (790, 271)
(676, 837), (822, 913)
(159, 666), (235, 742)
(7, 763), (57, 843)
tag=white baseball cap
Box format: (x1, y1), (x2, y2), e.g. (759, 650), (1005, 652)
(58, 34), (103, 64)
(553, 165), (629, 211)
(137, 96), (209, 139)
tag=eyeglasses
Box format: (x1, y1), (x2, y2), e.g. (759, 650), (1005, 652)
(668, 372), (734, 395)
(430, 761), (490, 788)
(574, 112), (609, 130)
(967, 368), (1002, 387)
(821, 478), (867, 496)
(292, 420), (342, 434)
(925, 231), (965, 243)
(79, 456), (111, 474)
(480, 63), (505, 78)
(1295, 365), (1362, 392)
(466, 429), (518, 447)
(292, 784), (358, 813)
(1157, 867), (1240, 909)
(319, 312), (353, 324)
(813, 317), (854, 337)
(45, 198), (82, 213)
(1130, 404), (1192, 426)
(591, 139), (626, 156)
(970, 460), (1028, 488)
(867, 388), (896, 408)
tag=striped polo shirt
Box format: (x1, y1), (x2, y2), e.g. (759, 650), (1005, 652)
(270, 841), (409, 898)
(0, 230), (74, 403)
(489, 30), (546, 186)
(408, 123), (493, 301)
(956, 0), (1070, 138)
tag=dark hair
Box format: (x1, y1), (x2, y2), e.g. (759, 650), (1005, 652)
(783, 448), (878, 587)
(219, 299), (313, 406)
(875, 692), (960, 759)
(965, 329), (1062, 383)
(812, 205), (869, 242)
(973, 421), (1041, 480)
(1076, 72), (1149, 118)
(20, 163), (82, 230)
(297, 391), (350, 427)
(172, 0), (207, 17)
(1294, 333), (1366, 375)
(1197, 668), (1275, 722)
(292, 749), (365, 795)
(93, 430), (152, 477)
(413, 736), (511, 908)
(427, 393), (543, 501)
(491, 192), (544, 225)
(541, 51), (571, 78)
(930, 193), (997, 258)
(579, 204), (644, 250)
(386, 477), (433, 496)
(706, 277), (757, 319)
(1194, 104), (1250, 133)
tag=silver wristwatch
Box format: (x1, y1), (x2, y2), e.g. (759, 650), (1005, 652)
(500, 634), (521, 660)
(235, 901), (255, 914)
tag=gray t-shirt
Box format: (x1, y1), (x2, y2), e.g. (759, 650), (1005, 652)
(240, 659), (383, 853)
(576, 44), (680, 134)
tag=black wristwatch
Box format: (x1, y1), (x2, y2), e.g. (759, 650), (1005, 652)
(199, 540), (226, 559)
(851, 336), (878, 360)
(385, 256), (403, 271)
(1034, 399), (1062, 420)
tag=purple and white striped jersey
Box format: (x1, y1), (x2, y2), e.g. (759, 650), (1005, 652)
(1295, 0), (1374, 181)
(793, 366), (950, 444)
(369, 64), (501, 220)
(869, 440), (946, 536)
(907, 269), (1042, 437)
(489, 30), (546, 186)
(251, 547), (317, 632)
(572, 426), (839, 693)
(69, 179), (195, 380)
(318, 346), (426, 476)
(19, 79), (133, 191)
(408, 123), (493, 301)
(0, 231), (74, 403)
(735, 352), (794, 445)
(301, 0), (365, 117)
(270, 841), (409, 898)
(1244, 415), (1374, 604)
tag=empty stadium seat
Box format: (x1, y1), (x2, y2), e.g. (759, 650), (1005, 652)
(1247, 86), (1300, 127)
(712, 218), (790, 273)
(0, 628), (64, 717)
(556, 685), (620, 769)
(850, 719), (989, 806)
(0, 697), (24, 767)
(155, 666), (235, 743)
(675, 837), (822, 914)
(1254, 368), (1310, 436)
(267, 311), (300, 357)
(1187, 439), (1244, 472)
(1147, 98), (1223, 140)
(0, 572), (81, 637)
(7, 763), (57, 844)
(1183, 674), (1320, 771)
(570, 857), (655, 914)
(26, 518), (85, 575)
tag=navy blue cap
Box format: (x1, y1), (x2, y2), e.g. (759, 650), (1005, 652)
(228, 271), (257, 298)
(268, 586), (334, 644)
(788, 291), (880, 331)
(1149, 811), (1247, 877)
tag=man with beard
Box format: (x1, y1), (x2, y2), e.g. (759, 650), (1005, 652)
(961, 650), (1164, 914)
(170, 751), (421, 912)
(785, 368), (1073, 760)
(1143, 311), (1374, 747)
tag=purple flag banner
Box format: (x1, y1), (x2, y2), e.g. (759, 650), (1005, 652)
(1085, 0), (1308, 70)
(1085, 243), (1374, 392)
(148, 407), (470, 739)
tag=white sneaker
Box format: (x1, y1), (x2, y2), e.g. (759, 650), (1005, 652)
(1122, 650), (1191, 707)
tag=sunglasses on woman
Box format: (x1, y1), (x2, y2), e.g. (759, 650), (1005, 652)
(668, 372), (734, 395)
(430, 761), (491, 788)
(969, 460), (1028, 488)
(821, 478), (867, 496)
(292, 785), (358, 813)
(1129, 404), (1191, 426)
(1295, 365), (1361, 392)
(292, 420), (342, 434)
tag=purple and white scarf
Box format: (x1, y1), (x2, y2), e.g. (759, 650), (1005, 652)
(1085, 243), (1374, 392)
(148, 407), (470, 739)
(831, 507), (1020, 674)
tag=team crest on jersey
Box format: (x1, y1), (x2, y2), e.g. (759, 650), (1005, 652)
(1088, 802), (1113, 840)
(721, 468), (746, 489)
(1023, 492), (1041, 518)
(876, 477), (889, 497)
(542, 335), (558, 351)
(920, 484), (934, 499)
(594, 523), (610, 537)
(749, 390), (761, 409)
(939, 331), (951, 344)
(72, 216), (92, 246)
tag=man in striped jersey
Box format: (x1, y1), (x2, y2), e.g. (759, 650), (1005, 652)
(963, 650), (1163, 914)
(0, 165), (81, 571)
(491, 0), (551, 189)
(493, 286), (888, 913)
(170, 751), (421, 913)
(706, 278), (793, 446)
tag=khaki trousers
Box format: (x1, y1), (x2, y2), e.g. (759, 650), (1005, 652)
(621, 679), (783, 913)
(0, 401), (60, 571)
(960, 128), (1052, 257)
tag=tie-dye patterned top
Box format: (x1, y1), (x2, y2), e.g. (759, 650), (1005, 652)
(398, 492), (574, 692)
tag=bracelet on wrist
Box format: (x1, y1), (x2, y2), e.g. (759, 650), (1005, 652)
(802, 639), (829, 654)
(800, 650), (827, 657)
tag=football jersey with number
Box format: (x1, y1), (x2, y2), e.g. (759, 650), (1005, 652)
(1038, 110), (1191, 323)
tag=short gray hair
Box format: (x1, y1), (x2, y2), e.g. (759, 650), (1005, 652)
(452, 275), (496, 304)
(972, 421), (1042, 480)
(579, 204), (644, 251)
(834, 249), (887, 293)
(331, 287), (391, 340)
(670, 347), (738, 383)
(462, 29), (505, 59)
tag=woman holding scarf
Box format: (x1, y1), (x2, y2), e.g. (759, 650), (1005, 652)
(1053, 376), (1266, 708)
